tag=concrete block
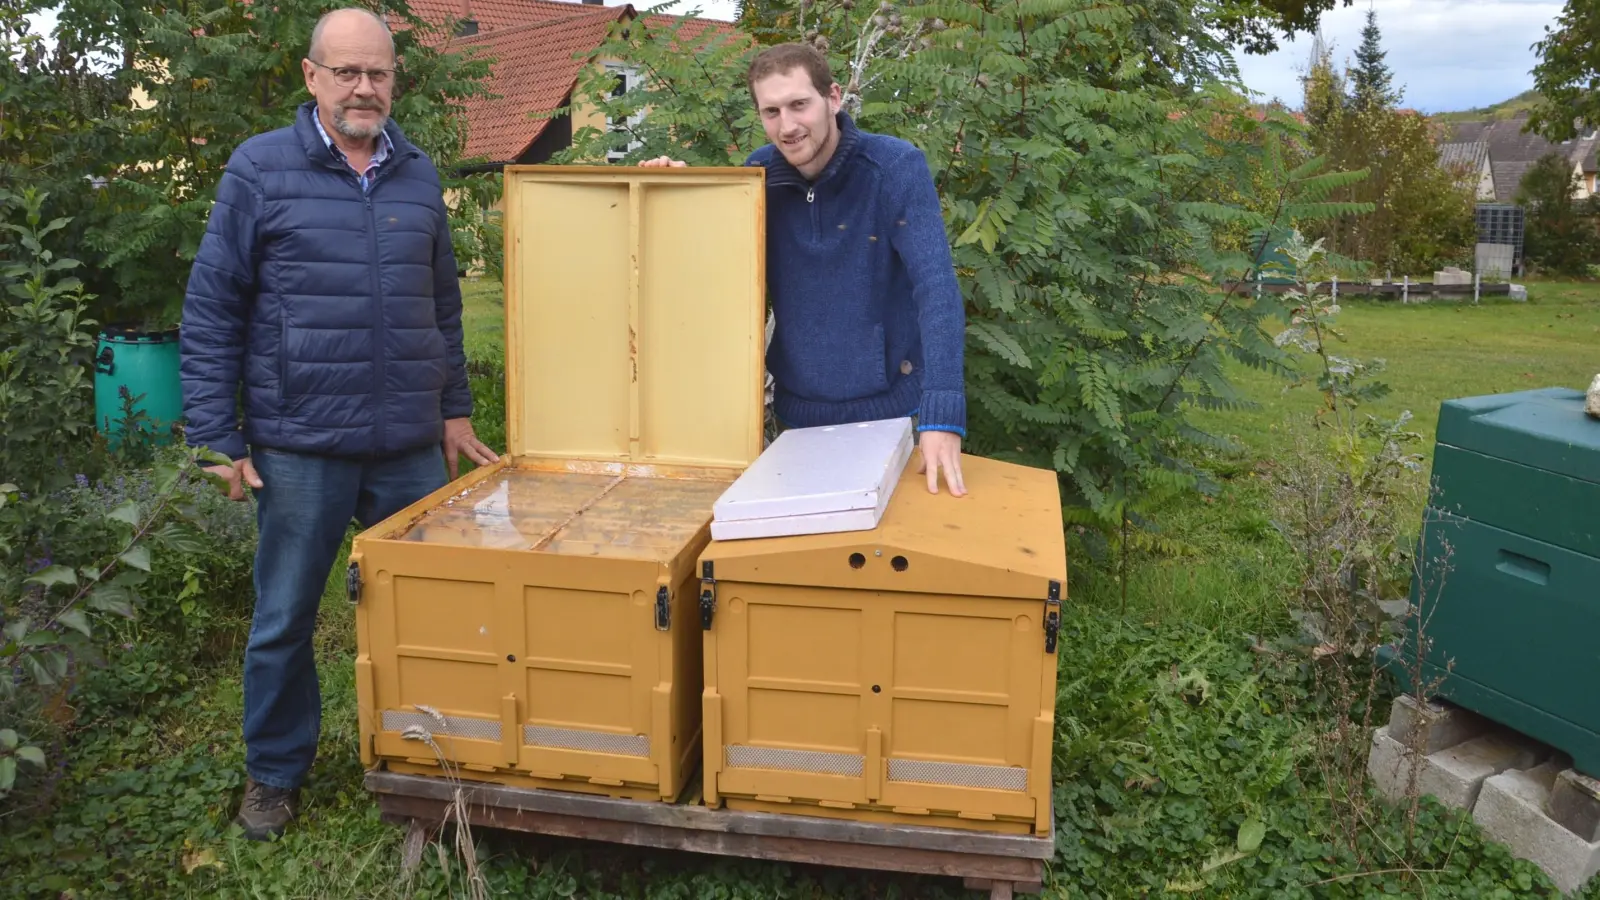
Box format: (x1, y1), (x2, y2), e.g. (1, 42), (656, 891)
(1368, 724), (1548, 810)
(1435, 267), (1472, 286)
(1549, 769), (1600, 843)
(1475, 243), (1515, 280)
(1388, 694), (1491, 755)
(1474, 761), (1600, 895)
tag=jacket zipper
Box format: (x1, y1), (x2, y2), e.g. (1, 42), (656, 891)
(365, 191), (385, 455)
(360, 150), (416, 457)
(807, 185), (818, 241)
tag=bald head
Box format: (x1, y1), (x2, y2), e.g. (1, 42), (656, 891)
(309, 8), (395, 64)
(303, 7), (397, 146)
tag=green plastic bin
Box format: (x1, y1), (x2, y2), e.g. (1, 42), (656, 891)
(93, 326), (182, 447)
(1381, 387), (1600, 775)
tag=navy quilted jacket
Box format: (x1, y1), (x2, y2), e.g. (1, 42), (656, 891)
(180, 101), (471, 462)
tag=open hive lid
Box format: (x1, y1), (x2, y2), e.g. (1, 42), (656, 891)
(1436, 387), (1600, 485)
(702, 453), (1067, 600)
(500, 166), (767, 470)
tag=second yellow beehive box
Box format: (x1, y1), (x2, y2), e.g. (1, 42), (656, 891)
(699, 452), (1066, 834)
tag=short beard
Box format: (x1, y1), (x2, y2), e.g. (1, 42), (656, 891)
(333, 104), (387, 140)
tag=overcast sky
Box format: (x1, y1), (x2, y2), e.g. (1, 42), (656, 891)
(1232, 0), (1564, 113)
(22, 0), (1568, 114)
(681, 0), (1562, 114)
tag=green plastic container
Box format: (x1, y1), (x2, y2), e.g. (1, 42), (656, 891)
(93, 326), (182, 446)
(1381, 387), (1600, 775)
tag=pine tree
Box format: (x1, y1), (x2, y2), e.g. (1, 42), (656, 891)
(1349, 8), (1398, 111)
(1300, 23), (1474, 274)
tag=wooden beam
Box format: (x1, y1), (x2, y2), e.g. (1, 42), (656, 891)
(375, 792), (1045, 884)
(364, 770), (1056, 860)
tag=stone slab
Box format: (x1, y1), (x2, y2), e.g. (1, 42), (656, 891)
(1368, 724), (1548, 810)
(1387, 694), (1492, 756)
(1549, 768), (1600, 843)
(1474, 761), (1600, 895)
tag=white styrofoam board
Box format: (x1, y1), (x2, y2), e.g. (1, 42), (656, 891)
(712, 417), (914, 523)
(710, 505), (886, 541)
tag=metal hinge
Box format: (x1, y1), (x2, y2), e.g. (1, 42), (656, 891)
(654, 586), (671, 631)
(700, 560), (716, 630)
(347, 561), (363, 605)
(1044, 579), (1062, 653)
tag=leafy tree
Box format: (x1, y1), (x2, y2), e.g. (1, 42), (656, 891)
(735, 0), (1362, 54)
(1299, 39), (1474, 274)
(5, 0), (500, 331)
(1516, 151), (1600, 275)
(1348, 8), (1397, 112)
(560, 1), (1366, 540)
(1529, 0), (1600, 141)
(0, 2), (129, 327)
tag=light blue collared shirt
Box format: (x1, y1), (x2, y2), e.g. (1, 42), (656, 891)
(312, 105), (393, 194)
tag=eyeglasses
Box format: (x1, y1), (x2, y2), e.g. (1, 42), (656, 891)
(308, 59), (395, 88)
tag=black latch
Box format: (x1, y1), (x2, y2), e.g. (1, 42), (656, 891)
(347, 561), (363, 605)
(1044, 579), (1062, 653)
(700, 561), (717, 630)
(654, 586), (670, 631)
(700, 584), (716, 630)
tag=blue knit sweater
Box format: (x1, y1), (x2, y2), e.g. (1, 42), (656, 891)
(745, 113), (967, 435)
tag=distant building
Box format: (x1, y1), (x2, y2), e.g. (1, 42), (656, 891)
(1446, 115), (1598, 201)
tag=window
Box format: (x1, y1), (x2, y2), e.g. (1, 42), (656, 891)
(605, 63), (644, 163)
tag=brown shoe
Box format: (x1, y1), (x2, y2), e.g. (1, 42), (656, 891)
(235, 777), (300, 841)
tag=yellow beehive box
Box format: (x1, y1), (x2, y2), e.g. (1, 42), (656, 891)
(699, 453), (1065, 834)
(348, 166), (766, 801)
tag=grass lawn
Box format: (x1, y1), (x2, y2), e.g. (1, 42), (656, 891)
(1192, 278), (1600, 463)
(4, 279), (1599, 898)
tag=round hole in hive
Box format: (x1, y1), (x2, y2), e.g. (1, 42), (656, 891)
(891, 556), (909, 572)
(849, 552), (866, 569)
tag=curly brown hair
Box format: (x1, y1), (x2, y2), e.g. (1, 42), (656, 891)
(746, 43), (835, 101)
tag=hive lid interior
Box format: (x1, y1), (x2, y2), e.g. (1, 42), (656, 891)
(712, 418), (915, 523)
(501, 166), (766, 470)
(1436, 388), (1600, 484)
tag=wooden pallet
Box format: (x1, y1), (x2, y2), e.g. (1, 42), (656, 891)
(365, 769), (1055, 898)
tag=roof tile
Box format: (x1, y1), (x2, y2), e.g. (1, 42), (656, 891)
(393, 0), (740, 164)
(453, 7), (626, 162)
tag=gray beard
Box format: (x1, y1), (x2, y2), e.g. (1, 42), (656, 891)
(333, 107), (387, 140)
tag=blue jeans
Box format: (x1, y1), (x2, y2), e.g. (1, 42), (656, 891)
(243, 444), (447, 790)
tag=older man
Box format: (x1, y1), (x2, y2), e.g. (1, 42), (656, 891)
(180, 6), (497, 840)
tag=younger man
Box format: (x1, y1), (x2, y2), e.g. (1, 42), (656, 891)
(644, 43), (968, 496)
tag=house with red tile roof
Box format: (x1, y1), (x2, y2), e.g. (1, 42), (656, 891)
(399, 0), (741, 168)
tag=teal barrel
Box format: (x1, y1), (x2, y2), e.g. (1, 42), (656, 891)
(93, 326), (182, 446)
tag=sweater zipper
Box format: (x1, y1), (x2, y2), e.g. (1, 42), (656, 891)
(807, 185), (818, 240)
